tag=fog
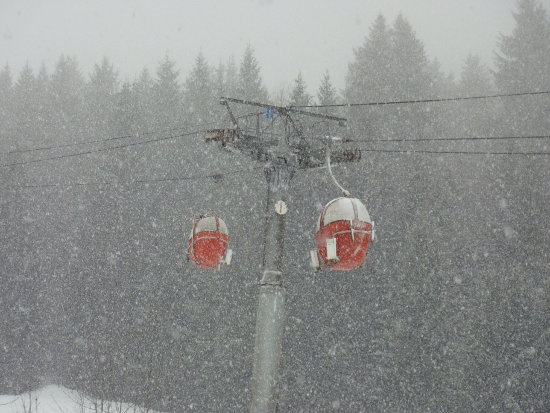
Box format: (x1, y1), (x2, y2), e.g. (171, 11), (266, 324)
(0, 0), (536, 91)
(1, 1), (549, 412)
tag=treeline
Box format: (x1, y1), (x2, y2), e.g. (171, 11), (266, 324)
(334, 3), (550, 412)
(1, 6), (549, 151)
(1, 0), (549, 411)
(0, 46), (270, 154)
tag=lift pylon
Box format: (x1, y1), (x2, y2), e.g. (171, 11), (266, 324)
(205, 97), (361, 412)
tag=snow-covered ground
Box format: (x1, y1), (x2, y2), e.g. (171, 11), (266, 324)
(0, 385), (161, 413)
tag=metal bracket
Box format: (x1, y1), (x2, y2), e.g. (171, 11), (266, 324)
(205, 129), (236, 145)
(260, 269), (283, 286)
(264, 162), (295, 192)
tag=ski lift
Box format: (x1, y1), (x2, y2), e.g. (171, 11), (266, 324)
(188, 215), (232, 270)
(310, 197), (373, 270)
(310, 139), (375, 270)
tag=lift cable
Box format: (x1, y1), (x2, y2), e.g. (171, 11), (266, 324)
(2, 89), (547, 157)
(1, 166), (265, 191)
(5, 131), (547, 171)
(0, 129), (208, 168)
(2, 125), (192, 156)
(3, 127), (548, 170)
(292, 90), (550, 109)
(350, 134), (550, 143)
(4, 144), (547, 190)
(355, 148), (550, 156)
(234, 118), (550, 144)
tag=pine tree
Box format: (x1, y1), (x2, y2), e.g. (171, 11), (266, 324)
(494, 0), (550, 134)
(289, 72), (311, 106)
(345, 14), (392, 103)
(428, 59), (456, 98)
(49, 55), (85, 140)
(113, 79), (148, 183)
(345, 14), (435, 138)
(0, 63), (12, 105)
(457, 54), (495, 136)
(389, 14), (431, 99)
(479, 3), (550, 410)
(114, 80), (136, 134)
(224, 55), (238, 98)
(0, 63), (14, 150)
(3, 63), (44, 389)
(12, 64), (39, 177)
(184, 53), (215, 127)
(317, 71), (337, 106)
(237, 45), (268, 101)
(34, 63), (51, 142)
(459, 55), (492, 97)
(425, 58), (457, 137)
(0, 63), (11, 93)
(13, 63), (38, 148)
(344, 14), (393, 136)
(389, 14), (436, 137)
(86, 57), (119, 137)
(344, 16), (461, 403)
(213, 61), (225, 98)
(133, 68), (155, 131)
(213, 61), (231, 124)
(152, 55), (183, 128)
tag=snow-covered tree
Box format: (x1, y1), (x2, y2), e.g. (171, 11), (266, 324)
(184, 53), (215, 127)
(345, 13), (435, 138)
(494, 0), (550, 134)
(48, 55), (86, 139)
(237, 45), (268, 101)
(132, 68), (155, 131)
(289, 71), (311, 106)
(459, 55), (492, 97)
(152, 55), (182, 128)
(213, 61), (225, 98)
(456, 54), (495, 136)
(86, 57), (119, 137)
(389, 14), (432, 99)
(13, 63), (38, 148)
(113, 80), (136, 134)
(386, 14), (434, 138)
(34, 63), (51, 139)
(0, 63), (13, 145)
(0, 63), (11, 93)
(317, 71), (337, 106)
(224, 55), (238, 98)
(345, 14), (392, 104)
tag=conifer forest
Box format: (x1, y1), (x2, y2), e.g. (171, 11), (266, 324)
(1, 1), (549, 411)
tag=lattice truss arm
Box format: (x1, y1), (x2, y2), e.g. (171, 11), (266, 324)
(205, 97), (361, 169)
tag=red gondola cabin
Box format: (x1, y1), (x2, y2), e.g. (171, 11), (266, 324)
(311, 197), (373, 271)
(188, 216), (232, 270)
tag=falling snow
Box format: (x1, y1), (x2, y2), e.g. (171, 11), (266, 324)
(1, 1), (549, 412)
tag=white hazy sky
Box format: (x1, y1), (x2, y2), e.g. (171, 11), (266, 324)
(1, 0), (549, 95)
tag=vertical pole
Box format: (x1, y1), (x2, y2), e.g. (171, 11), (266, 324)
(249, 163), (293, 413)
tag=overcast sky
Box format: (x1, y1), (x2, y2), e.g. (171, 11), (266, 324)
(2, 0), (549, 95)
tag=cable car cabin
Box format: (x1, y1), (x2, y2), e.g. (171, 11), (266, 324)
(188, 216), (232, 270)
(311, 197), (373, 271)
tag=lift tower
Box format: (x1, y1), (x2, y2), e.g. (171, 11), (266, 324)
(206, 97), (360, 412)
